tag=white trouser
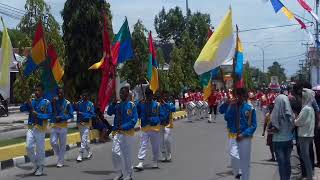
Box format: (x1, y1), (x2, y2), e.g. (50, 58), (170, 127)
(238, 138), (252, 180)
(229, 138), (252, 180)
(79, 125), (90, 154)
(26, 128), (46, 167)
(229, 138), (240, 176)
(138, 131), (160, 162)
(160, 127), (172, 157)
(50, 127), (67, 164)
(112, 133), (134, 178)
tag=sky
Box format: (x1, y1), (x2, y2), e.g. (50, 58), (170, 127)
(0, 0), (317, 76)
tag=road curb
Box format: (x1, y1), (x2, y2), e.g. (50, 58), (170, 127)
(0, 111), (187, 171)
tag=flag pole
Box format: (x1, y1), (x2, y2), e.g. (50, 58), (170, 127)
(233, 25), (239, 94)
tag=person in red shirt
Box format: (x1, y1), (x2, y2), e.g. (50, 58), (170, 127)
(208, 84), (219, 123)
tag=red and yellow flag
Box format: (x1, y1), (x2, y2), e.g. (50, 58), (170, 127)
(32, 21), (46, 65)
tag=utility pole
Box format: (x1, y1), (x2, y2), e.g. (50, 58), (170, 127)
(316, 0), (319, 84)
(302, 42), (312, 82)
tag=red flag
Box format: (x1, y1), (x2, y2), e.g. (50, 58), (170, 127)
(295, 17), (307, 29)
(297, 0), (312, 12)
(98, 11), (116, 113)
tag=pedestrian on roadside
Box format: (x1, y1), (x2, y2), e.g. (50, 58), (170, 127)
(262, 104), (276, 162)
(20, 84), (52, 176)
(270, 93), (295, 180)
(294, 88), (315, 180)
(208, 84), (219, 123)
(50, 87), (73, 168)
(74, 91), (95, 162)
(224, 88), (257, 180)
(107, 86), (138, 180)
(134, 87), (161, 170)
(314, 91), (320, 167)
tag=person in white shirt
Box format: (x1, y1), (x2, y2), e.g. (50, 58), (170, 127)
(295, 88), (315, 180)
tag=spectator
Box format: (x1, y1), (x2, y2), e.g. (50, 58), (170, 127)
(262, 104), (276, 162)
(92, 107), (113, 143)
(294, 88), (315, 180)
(270, 94), (295, 180)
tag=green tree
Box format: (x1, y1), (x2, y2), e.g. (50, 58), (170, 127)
(154, 7), (211, 48)
(154, 7), (186, 45)
(267, 61), (287, 84)
(179, 31), (200, 90)
(168, 46), (184, 96)
(120, 20), (148, 87)
(188, 12), (211, 48)
(62, 0), (112, 100)
(243, 62), (253, 89)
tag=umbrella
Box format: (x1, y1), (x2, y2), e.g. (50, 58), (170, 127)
(312, 85), (320, 91)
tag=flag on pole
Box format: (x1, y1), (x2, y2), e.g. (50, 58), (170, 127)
(147, 31), (159, 94)
(270, 0), (294, 20)
(98, 11), (116, 112)
(23, 20), (46, 77)
(0, 18), (13, 99)
(297, 0), (320, 22)
(203, 80), (212, 100)
(194, 8), (234, 75)
(269, 0), (307, 29)
(111, 18), (134, 65)
(89, 18), (134, 70)
(234, 36), (244, 79)
(47, 45), (64, 82)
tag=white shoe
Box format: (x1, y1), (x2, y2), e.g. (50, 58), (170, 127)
(134, 162), (144, 171)
(87, 151), (93, 159)
(113, 173), (123, 180)
(56, 163), (64, 168)
(34, 166), (43, 176)
(167, 153), (172, 162)
(208, 119), (213, 123)
(76, 154), (83, 162)
(160, 153), (167, 162)
(152, 161), (159, 169)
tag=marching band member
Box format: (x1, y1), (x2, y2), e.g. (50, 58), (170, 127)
(224, 88), (257, 180)
(159, 92), (176, 162)
(20, 84), (52, 176)
(50, 87), (74, 168)
(134, 87), (161, 170)
(107, 87), (138, 180)
(75, 91), (95, 162)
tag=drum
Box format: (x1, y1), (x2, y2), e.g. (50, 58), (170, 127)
(187, 101), (196, 111)
(196, 101), (204, 108)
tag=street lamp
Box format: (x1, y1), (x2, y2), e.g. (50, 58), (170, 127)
(253, 44), (272, 73)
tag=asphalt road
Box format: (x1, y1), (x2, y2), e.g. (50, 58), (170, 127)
(0, 111), (285, 180)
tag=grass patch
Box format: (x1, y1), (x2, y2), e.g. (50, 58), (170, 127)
(0, 127), (80, 148)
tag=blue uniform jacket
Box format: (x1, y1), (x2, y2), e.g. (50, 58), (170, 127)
(20, 98), (52, 126)
(107, 101), (138, 131)
(219, 102), (229, 114)
(75, 100), (95, 122)
(51, 99), (74, 123)
(159, 102), (176, 125)
(137, 100), (160, 127)
(224, 102), (257, 137)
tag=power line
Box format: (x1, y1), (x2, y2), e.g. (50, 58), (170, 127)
(249, 53), (306, 62)
(0, 3), (26, 15)
(239, 23), (313, 33)
(243, 40), (309, 44)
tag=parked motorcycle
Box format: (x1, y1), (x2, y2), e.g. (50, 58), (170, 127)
(0, 98), (8, 117)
